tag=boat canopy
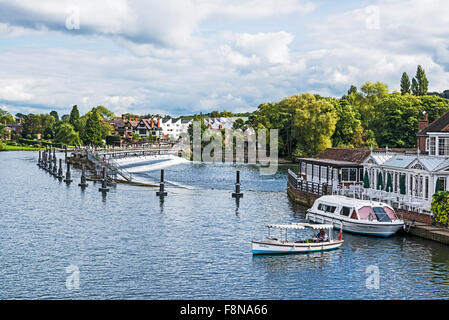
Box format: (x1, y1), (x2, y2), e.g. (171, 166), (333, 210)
(266, 223), (334, 230)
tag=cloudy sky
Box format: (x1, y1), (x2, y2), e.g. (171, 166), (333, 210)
(1, 0), (449, 117)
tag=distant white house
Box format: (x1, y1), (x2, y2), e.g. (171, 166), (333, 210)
(203, 117), (248, 130)
(160, 118), (192, 140)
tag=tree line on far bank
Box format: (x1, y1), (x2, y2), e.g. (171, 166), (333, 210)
(241, 65), (449, 158)
(2, 65), (449, 155)
(0, 105), (116, 147)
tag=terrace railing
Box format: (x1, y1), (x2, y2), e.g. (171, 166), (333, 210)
(288, 169), (329, 195)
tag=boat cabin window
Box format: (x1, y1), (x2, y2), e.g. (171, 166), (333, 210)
(372, 207), (392, 222)
(341, 207), (351, 216)
(383, 206), (398, 220)
(358, 206), (376, 221)
(318, 203), (336, 213)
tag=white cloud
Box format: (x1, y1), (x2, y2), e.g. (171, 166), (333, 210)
(0, 0), (313, 48)
(1, 0), (449, 117)
(230, 31), (295, 64)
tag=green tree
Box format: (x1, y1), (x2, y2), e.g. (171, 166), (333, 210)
(289, 94), (338, 157)
(357, 81), (389, 128)
(69, 105), (80, 131)
(22, 114), (41, 136)
(331, 98), (365, 147)
(411, 77), (419, 95)
(415, 65), (429, 96)
(55, 123), (81, 146)
(400, 72), (411, 95)
(372, 93), (422, 147)
(82, 109), (102, 146)
(50, 111), (59, 122)
(93, 105), (115, 120)
(0, 108), (15, 124)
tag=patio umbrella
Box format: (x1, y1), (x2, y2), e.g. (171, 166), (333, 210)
(399, 175), (406, 195)
(435, 178), (441, 193)
(363, 171), (370, 188)
(385, 172), (393, 192)
(377, 172), (384, 190)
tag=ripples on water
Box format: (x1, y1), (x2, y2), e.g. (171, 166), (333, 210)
(1, 151), (449, 299)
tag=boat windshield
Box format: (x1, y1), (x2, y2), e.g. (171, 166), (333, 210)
(383, 206), (398, 220)
(372, 207), (392, 222)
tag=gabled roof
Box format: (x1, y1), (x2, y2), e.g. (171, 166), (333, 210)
(378, 154), (449, 172)
(127, 120), (139, 128)
(136, 118), (160, 129)
(418, 110), (449, 135)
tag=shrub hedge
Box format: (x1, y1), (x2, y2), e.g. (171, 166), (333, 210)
(18, 138), (65, 148)
(431, 191), (449, 226)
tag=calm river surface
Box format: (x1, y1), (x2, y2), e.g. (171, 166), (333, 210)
(1, 151), (449, 299)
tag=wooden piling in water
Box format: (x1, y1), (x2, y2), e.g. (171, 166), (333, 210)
(64, 163), (73, 183)
(156, 169), (167, 197)
(79, 165), (88, 188)
(232, 170), (243, 198)
(98, 167), (110, 192)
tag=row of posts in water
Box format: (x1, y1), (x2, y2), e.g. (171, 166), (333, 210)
(37, 146), (109, 193)
(37, 146), (244, 198)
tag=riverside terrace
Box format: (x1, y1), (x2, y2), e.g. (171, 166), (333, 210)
(287, 147), (449, 245)
(288, 147), (438, 217)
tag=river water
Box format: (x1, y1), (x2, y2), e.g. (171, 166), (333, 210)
(1, 151), (449, 299)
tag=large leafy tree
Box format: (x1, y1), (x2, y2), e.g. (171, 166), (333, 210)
(0, 108), (15, 124)
(82, 109), (102, 146)
(331, 98), (368, 148)
(355, 81), (389, 128)
(50, 111), (59, 122)
(400, 72), (411, 95)
(22, 114), (55, 136)
(93, 105), (114, 120)
(289, 94), (338, 157)
(55, 123), (80, 145)
(373, 93), (423, 147)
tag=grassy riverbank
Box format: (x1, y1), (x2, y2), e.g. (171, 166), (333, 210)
(0, 145), (43, 151)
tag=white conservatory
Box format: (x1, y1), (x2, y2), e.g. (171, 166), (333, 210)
(362, 151), (449, 212)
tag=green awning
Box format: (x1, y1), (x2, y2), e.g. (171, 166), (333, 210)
(399, 175), (406, 195)
(377, 172), (384, 190)
(435, 178), (441, 193)
(363, 171), (370, 188)
(385, 172), (393, 192)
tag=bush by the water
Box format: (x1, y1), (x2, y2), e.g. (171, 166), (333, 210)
(0, 141), (5, 151)
(431, 191), (449, 226)
(18, 138), (65, 148)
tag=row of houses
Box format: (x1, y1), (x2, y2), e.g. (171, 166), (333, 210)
(293, 110), (449, 212)
(109, 115), (247, 142)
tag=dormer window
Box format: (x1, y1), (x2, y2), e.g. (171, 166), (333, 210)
(410, 163), (424, 170)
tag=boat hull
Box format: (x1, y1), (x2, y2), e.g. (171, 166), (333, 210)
(307, 211), (404, 237)
(252, 240), (344, 255)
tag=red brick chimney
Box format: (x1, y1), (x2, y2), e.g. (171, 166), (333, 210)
(418, 112), (429, 131)
(157, 118), (160, 128)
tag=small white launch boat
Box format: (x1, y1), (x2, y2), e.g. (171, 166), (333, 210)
(307, 195), (404, 237)
(252, 223), (343, 255)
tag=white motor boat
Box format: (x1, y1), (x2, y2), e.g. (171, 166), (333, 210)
(306, 195), (404, 237)
(252, 223), (344, 255)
